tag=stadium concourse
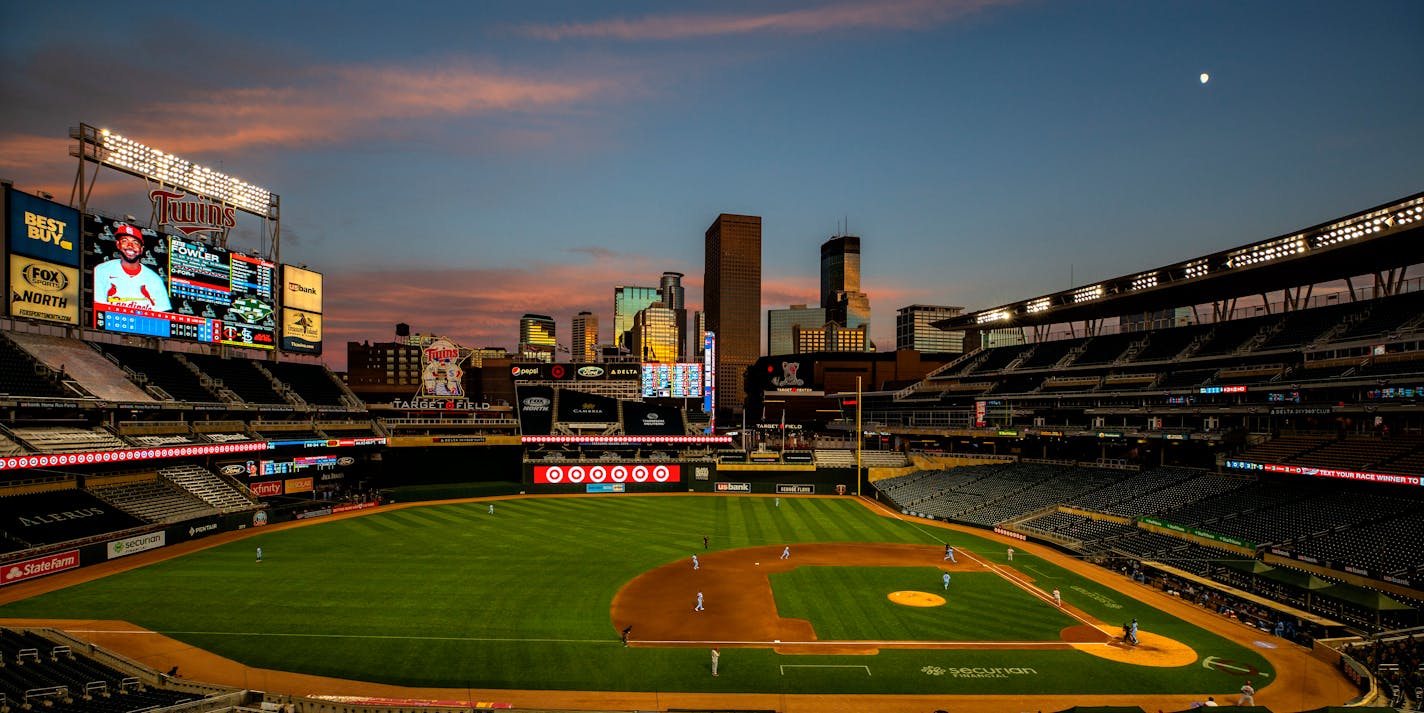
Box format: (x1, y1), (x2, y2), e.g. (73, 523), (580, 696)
(0, 183), (1421, 710)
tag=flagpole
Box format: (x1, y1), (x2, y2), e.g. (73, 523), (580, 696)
(856, 375), (862, 497)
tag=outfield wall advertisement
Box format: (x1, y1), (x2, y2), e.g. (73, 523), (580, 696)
(106, 531), (166, 559)
(533, 464), (680, 484)
(1, 550), (79, 586)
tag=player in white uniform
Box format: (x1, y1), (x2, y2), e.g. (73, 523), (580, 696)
(93, 224), (171, 312)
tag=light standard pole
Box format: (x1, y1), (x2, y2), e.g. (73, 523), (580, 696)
(855, 375), (862, 497)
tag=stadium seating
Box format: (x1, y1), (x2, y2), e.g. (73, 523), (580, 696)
(0, 336), (70, 398)
(264, 360), (352, 407)
(1127, 323), (1209, 362)
(93, 343), (221, 403)
(1015, 340), (1077, 369)
(1192, 317), (1270, 356)
(0, 628), (200, 713)
(89, 475), (219, 524)
(181, 353), (289, 404)
(4, 332), (154, 402)
(0, 489), (144, 550)
(159, 464), (257, 512)
(1069, 332), (1139, 366)
(7, 426), (129, 453)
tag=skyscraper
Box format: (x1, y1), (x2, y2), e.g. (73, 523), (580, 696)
(571, 311), (598, 363)
(821, 235), (871, 347)
(613, 285), (662, 353)
(705, 213), (761, 415)
(631, 303), (680, 363)
(896, 304), (965, 353)
(767, 304), (826, 356)
(518, 313), (557, 362)
(660, 272), (685, 311)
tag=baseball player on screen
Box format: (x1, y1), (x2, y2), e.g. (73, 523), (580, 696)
(93, 224), (171, 312)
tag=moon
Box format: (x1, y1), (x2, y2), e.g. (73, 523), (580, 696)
(1200, 72), (1210, 84)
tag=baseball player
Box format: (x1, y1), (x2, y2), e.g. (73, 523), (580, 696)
(780, 545), (791, 560)
(1128, 618), (1139, 645)
(944, 544), (956, 562)
(256, 546), (262, 563)
(621, 625), (633, 646)
(695, 592), (704, 612)
(710, 647), (720, 676)
(1053, 587), (1062, 606)
(488, 503), (494, 515)
(942, 572), (951, 590)
(94, 224), (172, 312)
(692, 554), (699, 570)
(1007, 546), (1014, 561)
(1237, 680), (1255, 706)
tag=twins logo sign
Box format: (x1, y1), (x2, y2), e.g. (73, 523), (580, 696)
(534, 464), (680, 484)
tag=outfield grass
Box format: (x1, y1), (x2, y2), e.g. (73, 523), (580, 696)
(772, 567), (1077, 641)
(0, 495), (1276, 695)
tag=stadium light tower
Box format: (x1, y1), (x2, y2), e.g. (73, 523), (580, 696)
(68, 123), (281, 260)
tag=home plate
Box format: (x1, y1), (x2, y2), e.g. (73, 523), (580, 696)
(774, 639), (780, 643)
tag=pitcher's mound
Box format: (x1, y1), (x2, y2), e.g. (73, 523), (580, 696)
(888, 590), (946, 607)
(1067, 626), (1197, 667)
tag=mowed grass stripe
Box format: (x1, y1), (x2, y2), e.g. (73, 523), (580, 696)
(771, 567), (1077, 641)
(0, 495), (1275, 694)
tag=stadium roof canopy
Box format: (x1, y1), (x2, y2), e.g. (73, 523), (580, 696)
(935, 192), (1424, 331)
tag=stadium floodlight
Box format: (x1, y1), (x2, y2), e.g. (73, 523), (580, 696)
(1229, 236), (1306, 267)
(69, 123), (275, 219)
(1184, 260), (1209, 279)
(1130, 273), (1158, 291)
(1025, 298), (1051, 314)
(1072, 285), (1103, 303)
(976, 309), (1011, 325)
(93, 128), (272, 215)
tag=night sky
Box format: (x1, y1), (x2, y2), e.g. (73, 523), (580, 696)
(3, 1), (1420, 369)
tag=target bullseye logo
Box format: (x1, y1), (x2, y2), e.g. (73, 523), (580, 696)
(533, 464), (679, 484)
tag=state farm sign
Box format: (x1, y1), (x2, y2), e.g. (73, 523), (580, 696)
(2, 550), (80, 586)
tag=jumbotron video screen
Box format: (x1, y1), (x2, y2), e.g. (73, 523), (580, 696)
(87, 216), (277, 349)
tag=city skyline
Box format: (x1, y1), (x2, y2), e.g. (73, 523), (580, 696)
(2, 1), (1421, 371)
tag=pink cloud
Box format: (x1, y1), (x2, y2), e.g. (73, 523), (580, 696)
(522, 0), (1011, 41)
(102, 62), (619, 156)
(323, 255), (699, 371)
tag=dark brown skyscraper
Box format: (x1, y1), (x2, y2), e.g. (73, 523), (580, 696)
(704, 213), (762, 416)
(822, 235), (871, 346)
